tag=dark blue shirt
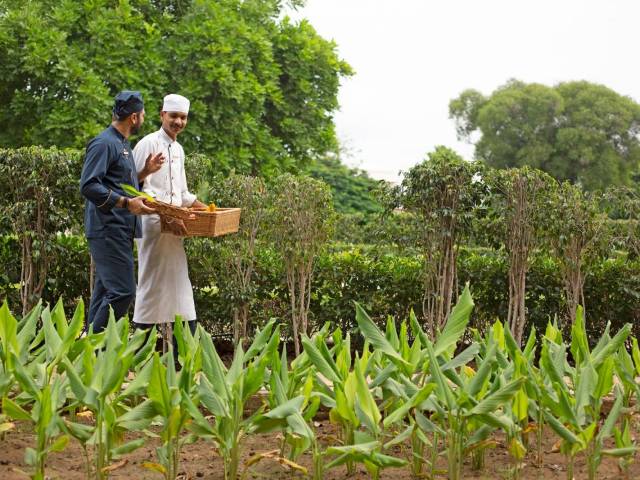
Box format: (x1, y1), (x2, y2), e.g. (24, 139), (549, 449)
(80, 125), (142, 239)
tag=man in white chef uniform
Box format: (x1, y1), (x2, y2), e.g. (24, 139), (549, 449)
(132, 94), (206, 342)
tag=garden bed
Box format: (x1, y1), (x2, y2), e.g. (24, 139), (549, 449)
(0, 421), (637, 479)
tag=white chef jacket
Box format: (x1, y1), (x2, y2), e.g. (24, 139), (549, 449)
(133, 127), (197, 207)
(131, 127), (197, 324)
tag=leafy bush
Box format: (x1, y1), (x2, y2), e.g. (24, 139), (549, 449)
(4, 236), (639, 343)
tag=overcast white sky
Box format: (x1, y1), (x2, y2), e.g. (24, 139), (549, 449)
(290, 0), (640, 182)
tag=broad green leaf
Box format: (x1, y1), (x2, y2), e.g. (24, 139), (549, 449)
(121, 183), (154, 201)
(369, 451), (407, 468)
(119, 358), (153, 398)
(594, 356), (614, 400)
(3, 397), (31, 421)
(467, 343), (497, 397)
(385, 316), (400, 350)
(425, 341), (455, 410)
(598, 392), (623, 441)
(117, 399), (156, 431)
(383, 425), (413, 449)
(383, 383), (435, 427)
(601, 447), (638, 457)
(0, 300), (18, 362)
(441, 344), (480, 372)
(111, 438), (145, 456)
(591, 323), (631, 368)
(48, 434), (69, 453)
(24, 447), (37, 467)
(61, 420), (93, 443)
(41, 307), (62, 362)
(467, 378), (524, 416)
(147, 354), (170, 416)
(354, 355), (381, 431)
(244, 319), (275, 361)
(632, 337), (640, 376)
(409, 309), (430, 348)
(10, 352), (39, 397)
(354, 303), (411, 369)
(198, 376), (229, 418)
(301, 335), (341, 384)
(574, 362), (596, 424)
(570, 306), (590, 365)
(433, 284), (474, 357)
(513, 388), (529, 422)
(543, 410), (581, 446)
(334, 385), (358, 426)
(265, 396), (305, 419)
(200, 332), (229, 400)
(61, 358), (87, 403)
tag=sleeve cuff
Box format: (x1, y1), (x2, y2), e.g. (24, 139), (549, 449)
(97, 190), (122, 213)
(181, 192), (197, 208)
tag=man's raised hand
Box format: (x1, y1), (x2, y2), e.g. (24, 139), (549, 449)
(138, 152), (165, 181)
(145, 152), (165, 173)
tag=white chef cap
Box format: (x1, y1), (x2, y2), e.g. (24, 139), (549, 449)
(162, 94), (190, 114)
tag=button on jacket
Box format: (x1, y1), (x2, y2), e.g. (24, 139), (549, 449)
(132, 127), (196, 207)
(80, 125), (142, 238)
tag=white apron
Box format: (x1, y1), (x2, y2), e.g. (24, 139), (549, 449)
(133, 214), (196, 324)
(132, 127), (197, 325)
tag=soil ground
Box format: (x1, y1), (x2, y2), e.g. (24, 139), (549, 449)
(1, 419), (638, 480)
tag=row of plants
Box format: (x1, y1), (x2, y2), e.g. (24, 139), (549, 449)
(3, 234), (639, 343)
(1, 288), (639, 480)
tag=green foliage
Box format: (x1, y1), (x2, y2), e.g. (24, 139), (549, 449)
(187, 320), (280, 480)
(483, 167), (557, 344)
(208, 174), (269, 344)
(307, 154), (383, 216)
(393, 146), (487, 335)
(450, 79), (640, 189)
(0, 0), (352, 175)
(1, 285), (640, 480)
(0, 147), (84, 314)
(397, 146), (486, 240)
(5, 234), (639, 345)
(546, 183), (610, 322)
(268, 173), (336, 353)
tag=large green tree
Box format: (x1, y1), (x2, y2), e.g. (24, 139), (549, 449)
(0, 0), (351, 175)
(450, 80), (640, 189)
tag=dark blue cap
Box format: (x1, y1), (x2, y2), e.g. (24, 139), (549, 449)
(113, 90), (144, 119)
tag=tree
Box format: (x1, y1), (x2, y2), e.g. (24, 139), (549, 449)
(395, 146), (486, 338)
(0, 0), (352, 176)
(208, 173), (269, 346)
(485, 167), (555, 345)
(0, 147), (84, 315)
(547, 183), (609, 325)
(450, 80), (640, 190)
(268, 174), (335, 355)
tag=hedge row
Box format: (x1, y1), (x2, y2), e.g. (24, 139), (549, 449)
(1, 235), (639, 340)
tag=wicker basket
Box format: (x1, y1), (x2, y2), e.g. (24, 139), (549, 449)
(159, 207), (241, 237)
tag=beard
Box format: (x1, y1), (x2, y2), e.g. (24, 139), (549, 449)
(130, 122), (142, 135)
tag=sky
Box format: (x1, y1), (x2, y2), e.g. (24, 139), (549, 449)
(290, 0), (640, 182)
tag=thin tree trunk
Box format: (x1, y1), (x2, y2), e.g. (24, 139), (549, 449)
(286, 265), (300, 356)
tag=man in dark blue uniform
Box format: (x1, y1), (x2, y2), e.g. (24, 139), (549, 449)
(80, 91), (163, 333)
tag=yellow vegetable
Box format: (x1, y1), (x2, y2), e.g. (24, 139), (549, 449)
(207, 203), (217, 212)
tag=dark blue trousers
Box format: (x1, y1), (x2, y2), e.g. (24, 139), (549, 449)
(87, 234), (136, 333)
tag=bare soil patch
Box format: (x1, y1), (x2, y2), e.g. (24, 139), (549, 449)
(1, 419), (638, 479)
